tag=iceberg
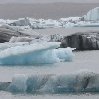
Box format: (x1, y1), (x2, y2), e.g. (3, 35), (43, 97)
(0, 42), (74, 65)
(2, 71), (99, 93)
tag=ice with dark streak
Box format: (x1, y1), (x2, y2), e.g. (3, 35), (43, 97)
(0, 71), (98, 93)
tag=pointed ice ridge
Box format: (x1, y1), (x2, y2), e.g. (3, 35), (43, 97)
(84, 7), (99, 21)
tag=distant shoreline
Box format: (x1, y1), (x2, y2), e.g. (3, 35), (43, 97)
(1, 2), (99, 4)
(0, 3), (98, 19)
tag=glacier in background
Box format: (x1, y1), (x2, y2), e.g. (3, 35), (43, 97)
(0, 7), (98, 31)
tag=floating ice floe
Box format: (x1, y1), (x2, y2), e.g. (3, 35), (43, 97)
(0, 42), (74, 65)
(74, 21), (99, 27)
(0, 70), (99, 93)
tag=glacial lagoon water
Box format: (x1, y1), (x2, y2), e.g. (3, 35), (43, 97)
(0, 27), (99, 98)
(0, 50), (99, 99)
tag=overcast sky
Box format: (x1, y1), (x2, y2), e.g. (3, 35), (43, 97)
(0, 0), (99, 4)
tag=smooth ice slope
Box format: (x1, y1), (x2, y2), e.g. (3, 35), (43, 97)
(0, 42), (73, 65)
(0, 42), (29, 51)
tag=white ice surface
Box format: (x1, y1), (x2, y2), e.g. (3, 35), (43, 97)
(84, 7), (99, 21)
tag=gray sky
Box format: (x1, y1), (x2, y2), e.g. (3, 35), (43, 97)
(0, 0), (99, 4)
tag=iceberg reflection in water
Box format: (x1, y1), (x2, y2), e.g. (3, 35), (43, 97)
(0, 42), (74, 65)
(0, 71), (99, 94)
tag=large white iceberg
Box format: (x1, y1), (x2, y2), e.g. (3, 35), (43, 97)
(0, 42), (74, 65)
(84, 7), (99, 21)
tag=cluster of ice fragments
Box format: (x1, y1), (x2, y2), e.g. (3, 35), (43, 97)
(0, 7), (98, 30)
